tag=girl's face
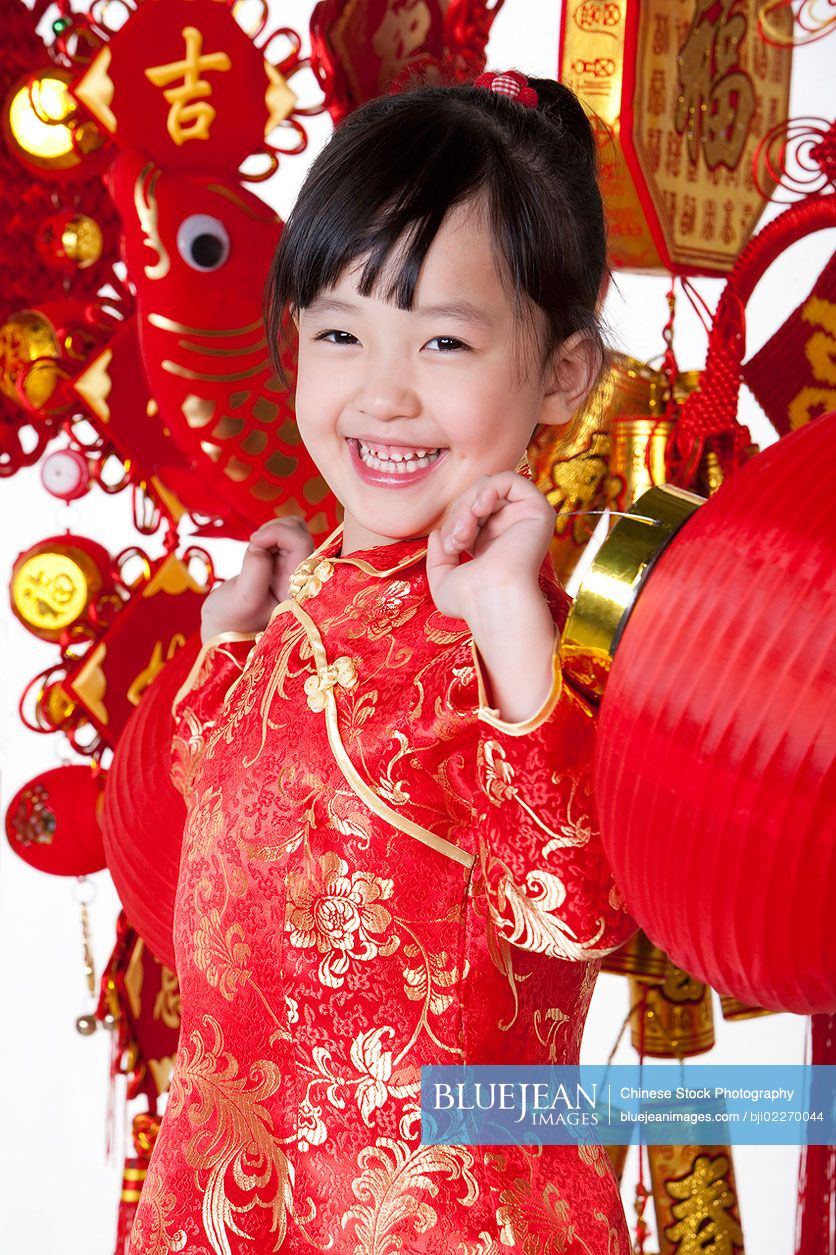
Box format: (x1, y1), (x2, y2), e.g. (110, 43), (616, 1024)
(294, 199), (577, 555)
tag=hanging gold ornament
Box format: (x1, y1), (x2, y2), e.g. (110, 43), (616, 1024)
(649, 1145), (744, 1254)
(10, 536), (113, 641)
(529, 352), (672, 585)
(719, 994), (774, 1022)
(0, 310), (61, 408)
(601, 928), (668, 984)
(3, 68), (104, 174)
(37, 212), (104, 271)
(629, 960), (716, 1057)
(608, 415), (675, 512)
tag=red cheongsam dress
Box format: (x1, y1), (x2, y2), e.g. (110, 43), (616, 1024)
(129, 514), (638, 1255)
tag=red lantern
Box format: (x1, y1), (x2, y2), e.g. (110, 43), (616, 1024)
(5, 764), (107, 876)
(593, 412), (836, 1014)
(101, 635), (200, 969)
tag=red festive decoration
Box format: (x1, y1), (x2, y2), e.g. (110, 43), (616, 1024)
(113, 1111), (163, 1255)
(68, 319), (229, 523)
(61, 551), (207, 749)
(70, 0), (301, 176)
(594, 411), (836, 1014)
(105, 150), (338, 537)
(311, 0), (502, 122)
(559, 0), (794, 274)
(101, 636), (199, 969)
(743, 252), (836, 435)
(40, 447), (91, 500)
(97, 911), (181, 1100)
(5, 763), (107, 876)
(667, 192), (836, 486)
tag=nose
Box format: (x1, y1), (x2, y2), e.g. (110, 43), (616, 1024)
(352, 357), (421, 423)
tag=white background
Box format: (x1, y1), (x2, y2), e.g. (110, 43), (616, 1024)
(1, 1), (832, 1250)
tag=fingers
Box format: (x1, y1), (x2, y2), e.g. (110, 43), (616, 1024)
(440, 471), (552, 556)
(248, 515), (311, 552)
(235, 541), (280, 610)
(441, 476), (498, 555)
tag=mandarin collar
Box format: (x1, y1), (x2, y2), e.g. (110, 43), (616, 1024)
(309, 523), (428, 579)
(309, 455), (533, 580)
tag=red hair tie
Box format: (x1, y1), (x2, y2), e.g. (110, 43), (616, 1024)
(473, 70), (539, 110)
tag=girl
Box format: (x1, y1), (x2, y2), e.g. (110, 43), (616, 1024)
(132, 72), (637, 1254)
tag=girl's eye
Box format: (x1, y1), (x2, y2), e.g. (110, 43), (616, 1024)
(425, 336), (468, 352)
(314, 329), (358, 345)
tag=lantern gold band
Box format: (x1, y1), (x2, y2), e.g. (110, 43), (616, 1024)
(561, 485), (704, 699)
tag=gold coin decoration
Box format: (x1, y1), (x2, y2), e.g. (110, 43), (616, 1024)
(11, 550), (94, 636)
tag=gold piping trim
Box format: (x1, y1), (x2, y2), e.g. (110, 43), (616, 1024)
(332, 545), (428, 578)
(284, 599), (474, 870)
(171, 632), (258, 717)
(325, 521), (430, 579)
(470, 624), (563, 736)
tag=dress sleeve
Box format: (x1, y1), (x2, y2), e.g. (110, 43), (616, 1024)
(470, 572), (637, 962)
(170, 632), (258, 806)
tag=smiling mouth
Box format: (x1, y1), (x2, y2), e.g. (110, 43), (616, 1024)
(348, 438), (446, 472)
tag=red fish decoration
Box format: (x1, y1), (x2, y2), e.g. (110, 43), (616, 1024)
(106, 150), (337, 537)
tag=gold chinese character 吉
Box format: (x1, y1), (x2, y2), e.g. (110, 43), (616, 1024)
(145, 26), (231, 146)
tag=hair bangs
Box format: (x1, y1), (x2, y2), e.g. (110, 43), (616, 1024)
(266, 81), (608, 380)
(266, 99), (494, 373)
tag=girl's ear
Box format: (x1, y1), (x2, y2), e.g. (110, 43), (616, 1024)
(539, 332), (602, 428)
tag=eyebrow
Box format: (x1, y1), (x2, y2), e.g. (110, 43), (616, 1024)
(304, 296), (496, 328)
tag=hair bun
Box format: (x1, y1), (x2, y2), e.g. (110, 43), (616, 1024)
(528, 78), (598, 166)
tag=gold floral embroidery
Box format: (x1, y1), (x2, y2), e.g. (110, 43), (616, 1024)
(496, 1173), (572, 1255)
(285, 850), (400, 988)
(457, 1235), (504, 1255)
(297, 1095), (328, 1152)
(344, 579), (420, 641)
(480, 738), (517, 805)
(481, 743), (592, 849)
(219, 653), (265, 744)
(577, 1142), (610, 1177)
(130, 1167), (188, 1252)
(351, 1026), (394, 1124)
(485, 858), (608, 961)
(170, 707), (206, 805)
(304, 654), (358, 712)
(377, 731), (413, 806)
(343, 1138), (479, 1255)
(287, 598), (474, 868)
(193, 908), (252, 1000)
(167, 1015), (293, 1255)
(533, 1006), (570, 1063)
(289, 556), (334, 603)
(402, 944), (459, 1016)
(186, 785), (225, 862)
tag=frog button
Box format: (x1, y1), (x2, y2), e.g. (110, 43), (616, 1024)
(289, 556), (335, 605)
(304, 655), (358, 712)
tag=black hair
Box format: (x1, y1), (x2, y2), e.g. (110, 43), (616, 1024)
(265, 77), (607, 379)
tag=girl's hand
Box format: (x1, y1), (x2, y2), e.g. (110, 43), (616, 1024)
(426, 472), (556, 623)
(200, 516), (315, 643)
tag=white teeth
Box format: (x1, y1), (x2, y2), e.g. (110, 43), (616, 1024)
(355, 440), (442, 473)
